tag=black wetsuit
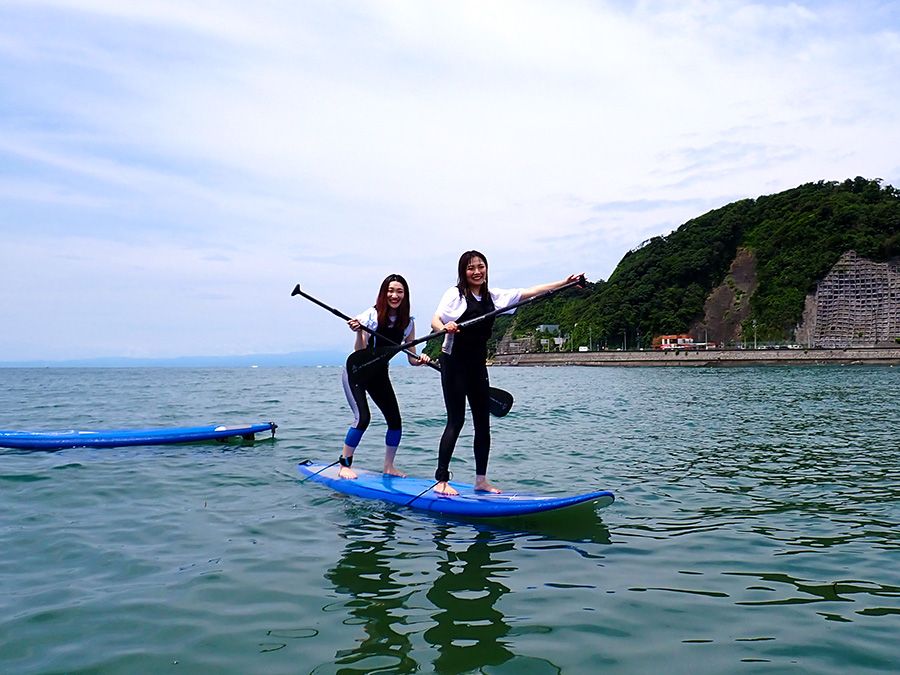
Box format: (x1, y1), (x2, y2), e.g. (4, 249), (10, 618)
(435, 292), (495, 481)
(343, 318), (406, 449)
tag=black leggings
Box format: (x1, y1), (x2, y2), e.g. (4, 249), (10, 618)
(343, 367), (401, 439)
(437, 351), (491, 479)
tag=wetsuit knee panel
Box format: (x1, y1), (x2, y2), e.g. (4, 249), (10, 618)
(344, 426), (365, 449)
(385, 428), (402, 448)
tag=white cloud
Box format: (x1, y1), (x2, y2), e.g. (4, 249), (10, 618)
(1, 0), (898, 359)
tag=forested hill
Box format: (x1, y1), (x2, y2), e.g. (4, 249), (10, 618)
(499, 177), (900, 350)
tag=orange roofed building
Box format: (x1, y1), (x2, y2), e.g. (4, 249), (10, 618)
(652, 334), (719, 350)
(652, 334), (696, 350)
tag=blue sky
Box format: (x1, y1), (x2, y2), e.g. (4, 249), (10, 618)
(2, 0), (899, 361)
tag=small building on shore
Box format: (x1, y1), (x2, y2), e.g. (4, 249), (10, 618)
(653, 334), (694, 350)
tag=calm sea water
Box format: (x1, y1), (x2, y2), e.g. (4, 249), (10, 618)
(1, 365), (898, 674)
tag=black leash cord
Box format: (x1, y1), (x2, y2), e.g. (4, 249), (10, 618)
(298, 459), (340, 483)
(404, 471), (453, 507)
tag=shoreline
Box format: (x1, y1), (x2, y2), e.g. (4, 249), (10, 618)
(492, 347), (900, 367)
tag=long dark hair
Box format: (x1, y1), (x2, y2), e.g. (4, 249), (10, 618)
(374, 273), (411, 332)
(456, 250), (489, 298)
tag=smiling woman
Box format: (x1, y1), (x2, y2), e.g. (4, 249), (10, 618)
(430, 250), (584, 495)
(336, 274), (432, 480)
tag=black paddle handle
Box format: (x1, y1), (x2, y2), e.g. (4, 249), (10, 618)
(393, 274), (587, 352)
(291, 285), (353, 322)
(290, 284), (439, 372)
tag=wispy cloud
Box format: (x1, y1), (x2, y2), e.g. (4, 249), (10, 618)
(1, 0), (898, 359)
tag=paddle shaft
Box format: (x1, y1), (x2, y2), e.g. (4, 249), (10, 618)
(391, 274), (586, 353)
(291, 284), (437, 371)
(291, 283), (516, 417)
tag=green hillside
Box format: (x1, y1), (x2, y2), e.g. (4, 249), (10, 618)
(503, 177), (900, 350)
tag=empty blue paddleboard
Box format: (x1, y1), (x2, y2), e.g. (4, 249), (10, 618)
(298, 460), (614, 518)
(0, 422), (277, 450)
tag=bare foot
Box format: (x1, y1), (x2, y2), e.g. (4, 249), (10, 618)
(433, 481), (459, 496)
(383, 465), (407, 477)
(339, 465), (357, 480)
(474, 479), (501, 493)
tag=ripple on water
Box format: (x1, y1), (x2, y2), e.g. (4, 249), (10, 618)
(1, 365), (898, 673)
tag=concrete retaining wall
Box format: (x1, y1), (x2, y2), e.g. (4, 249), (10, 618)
(492, 348), (900, 367)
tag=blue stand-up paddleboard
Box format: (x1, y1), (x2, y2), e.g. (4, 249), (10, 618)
(0, 422), (277, 451)
(298, 460), (614, 518)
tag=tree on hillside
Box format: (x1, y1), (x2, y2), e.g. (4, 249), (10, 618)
(493, 177), (900, 352)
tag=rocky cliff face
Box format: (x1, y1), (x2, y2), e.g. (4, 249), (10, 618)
(691, 247), (758, 345)
(694, 249), (900, 347)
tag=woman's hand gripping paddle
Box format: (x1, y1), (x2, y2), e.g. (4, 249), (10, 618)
(342, 274), (587, 383)
(291, 284), (515, 417)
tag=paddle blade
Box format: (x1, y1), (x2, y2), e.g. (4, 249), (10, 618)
(488, 387), (514, 417)
(345, 346), (400, 384)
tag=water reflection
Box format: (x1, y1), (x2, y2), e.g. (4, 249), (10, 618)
(322, 510), (608, 673)
(425, 526), (515, 673)
(322, 516), (518, 673)
(324, 514), (418, 673)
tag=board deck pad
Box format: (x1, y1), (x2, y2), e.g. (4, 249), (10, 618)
(0, 422), (277, 450)
(298, 460), (614, 518)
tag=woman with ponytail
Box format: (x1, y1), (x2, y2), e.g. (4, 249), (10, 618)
(431, 251), (582, 494)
